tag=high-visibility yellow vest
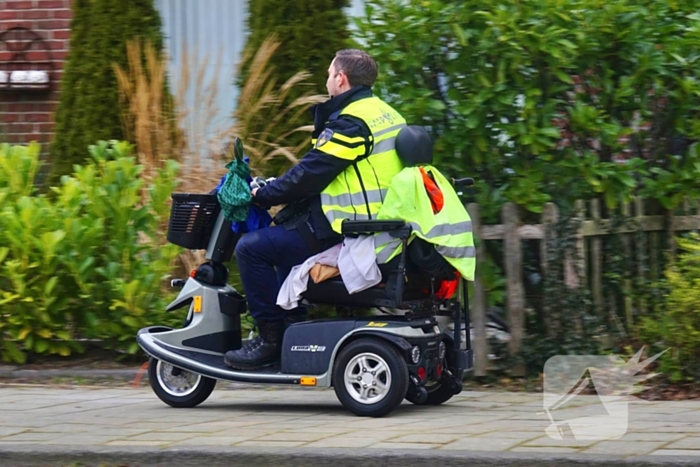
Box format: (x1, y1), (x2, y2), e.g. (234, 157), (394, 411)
(373, 165), (476, 281)
(318, 96), (406, 234)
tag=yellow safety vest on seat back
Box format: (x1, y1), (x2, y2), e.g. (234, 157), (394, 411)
(374, 165), (476, 281)
(319, 97), (406, 233)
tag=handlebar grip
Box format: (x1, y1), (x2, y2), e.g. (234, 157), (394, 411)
(453, 177), (475, 188)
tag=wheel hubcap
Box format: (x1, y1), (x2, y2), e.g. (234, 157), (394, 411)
(155, 360), (201, 397)
(344, 352), (391, 404)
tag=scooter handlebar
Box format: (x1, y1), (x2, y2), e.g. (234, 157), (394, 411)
(249, 176), (276, 191)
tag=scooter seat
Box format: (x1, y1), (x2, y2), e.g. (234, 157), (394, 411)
(301, 256), (434, 308)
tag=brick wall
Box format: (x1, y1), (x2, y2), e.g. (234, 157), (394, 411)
(0, 0), (72, 148)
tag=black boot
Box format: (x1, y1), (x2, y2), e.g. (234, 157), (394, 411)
(224, 320), (285, 370)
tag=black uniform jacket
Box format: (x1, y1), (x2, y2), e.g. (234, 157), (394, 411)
(254, 85), (374, 241)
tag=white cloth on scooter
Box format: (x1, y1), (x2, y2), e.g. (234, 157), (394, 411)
(337, 234), (382, 294)
(277, 235), (381, 310)
(277, 243), (340, 310)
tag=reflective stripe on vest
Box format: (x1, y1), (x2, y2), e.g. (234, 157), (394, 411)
(374, 221), (475, 264)
(371, 165), (476, 281)
(436, 245), (476, 259)
(320, 188), (388, 209)
(375, 237), (403, 264)
(376, 243), (476, 265)
(320, 97), (406, 233)
(418, 220), (472, 239)
(374, 124), (405, 138)
(371, 137), (396, 155)
(374, 220), (473, 244)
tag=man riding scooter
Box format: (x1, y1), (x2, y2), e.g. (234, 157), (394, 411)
(224, 49), (408, 370)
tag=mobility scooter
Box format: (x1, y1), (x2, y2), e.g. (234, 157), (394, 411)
(137, 127), (475, 417)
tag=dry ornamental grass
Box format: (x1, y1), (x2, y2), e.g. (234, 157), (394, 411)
(113, 34), (326, 279)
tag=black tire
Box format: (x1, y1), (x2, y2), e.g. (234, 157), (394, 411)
(406, 338), (462, 406)
(333, 337), (409, 417)
(148, 357), (216, 408)
(405, 378), (458, 405)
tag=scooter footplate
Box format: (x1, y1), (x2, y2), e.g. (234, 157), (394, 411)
(162, 343), (281, 374)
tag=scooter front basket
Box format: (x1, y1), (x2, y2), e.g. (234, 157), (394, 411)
(167, 193), (220, 249)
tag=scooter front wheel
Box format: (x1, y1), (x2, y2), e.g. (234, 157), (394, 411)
(148, 358), (216, 408)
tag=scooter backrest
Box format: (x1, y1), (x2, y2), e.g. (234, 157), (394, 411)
(395, 125), (433, 167)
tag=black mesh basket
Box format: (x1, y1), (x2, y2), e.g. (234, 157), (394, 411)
(167, 193), (220, 250)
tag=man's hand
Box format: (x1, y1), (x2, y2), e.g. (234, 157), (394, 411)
(250, 176), (275, 198)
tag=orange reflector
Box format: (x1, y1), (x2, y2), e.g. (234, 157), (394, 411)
(300, 377), (317, 386)
(190, 269), (197, 278)
(193, 296), (202, 313)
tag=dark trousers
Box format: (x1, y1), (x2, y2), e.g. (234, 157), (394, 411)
(235, 225), (326, 322)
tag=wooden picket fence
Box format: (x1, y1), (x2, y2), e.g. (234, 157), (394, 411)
(465, 197), (700, 376)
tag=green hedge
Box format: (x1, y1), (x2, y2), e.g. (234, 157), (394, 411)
(50, 0), (167, 183)
(641, 233), (700, 382)
(237, 0), (352, 174)
(0, 142), (181, 363)
(356, 0), (700, 380)
(356, 0), (700, 217)
(242, 0), (351, 94)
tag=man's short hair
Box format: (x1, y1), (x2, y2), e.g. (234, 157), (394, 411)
(334, 49), (378, 88)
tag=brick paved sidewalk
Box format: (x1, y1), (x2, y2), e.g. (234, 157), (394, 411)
(0, 385), (699, 466)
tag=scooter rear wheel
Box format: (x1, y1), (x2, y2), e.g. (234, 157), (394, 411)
(405, 378), (459, 405)
(333, 337), (409, 417)
(406, 338), (462, 405)
(148, 357), (216, 408)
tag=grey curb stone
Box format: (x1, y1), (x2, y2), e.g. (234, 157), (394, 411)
(1, 446), (700, 467)
(0, 367), (148, 381)
(0, 368), (144, 381)
(0, 368), (275, 390)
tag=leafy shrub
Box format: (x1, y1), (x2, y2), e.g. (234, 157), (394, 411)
(356, 0), (700, 377)
(0, 144), (74, 362)
(356, 0), (700, 216)
(0, 142), (181, 363)
(641, 233), (700, 382)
